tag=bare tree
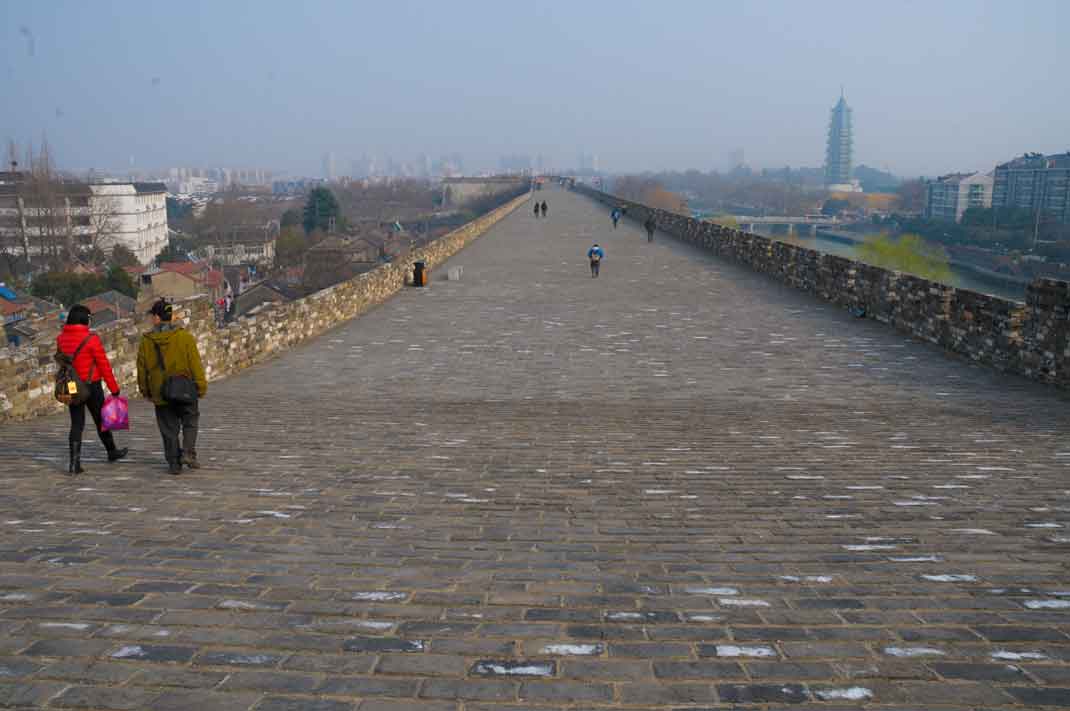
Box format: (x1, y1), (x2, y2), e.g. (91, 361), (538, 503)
(3, 140), (30, 266)
(82, 188), (121, 258)
(23, 138), (70, 264)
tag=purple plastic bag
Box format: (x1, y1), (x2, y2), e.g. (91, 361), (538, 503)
(101, 395), (129, 432)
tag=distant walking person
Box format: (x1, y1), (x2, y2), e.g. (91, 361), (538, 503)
(644, 214), (657, 242)
(56, 305), (128, 474)
(137, 299), (207, 475)
(587, 243), (605, 278)
(534, 201), (540, 219)
(611, 207), (621, 229)
(540, 200), (548, 218)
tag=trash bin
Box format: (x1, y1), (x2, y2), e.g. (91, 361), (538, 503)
(413, 261), (428, 287)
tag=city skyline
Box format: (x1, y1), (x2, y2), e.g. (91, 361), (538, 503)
(3, 1), (1067, 178)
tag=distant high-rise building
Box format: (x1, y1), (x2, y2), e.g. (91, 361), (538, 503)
(577, 152), (600, 176)
(824, 92), (853, 188)
(924, 172), (993, 222)
(322, 152), (336, 181)
(728, 148), (745, 172)
(992, 152), (1070, 224)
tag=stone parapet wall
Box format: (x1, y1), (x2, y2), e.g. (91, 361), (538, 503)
(577, 185), (1070, 389)
(0, 191), (530, 424)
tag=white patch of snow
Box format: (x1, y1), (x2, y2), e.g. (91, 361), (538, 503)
(884, 646), (945, 657)
(715, 644), (776, 658)
(922, 574), (977, 582)
(815, 687), (873, 701)
(1024, 599), (1070, 609)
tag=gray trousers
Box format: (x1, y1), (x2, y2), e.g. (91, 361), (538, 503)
(154, 402), (199, 465)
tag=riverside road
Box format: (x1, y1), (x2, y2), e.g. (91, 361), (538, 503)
(1, 186), (1069, 709)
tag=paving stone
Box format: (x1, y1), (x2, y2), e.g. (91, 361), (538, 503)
(20, 639), (113, 658)
(128, 667), (229, 689)
(0, 681), (69, 708)
(618, 683), (717, 705)
(36, 660), (138, 684)
(317, 677), (420, 697)
(107, 643), (197, 662)
(419, 679), (518, 701)
(1005, 687), (1070, 706)
(375, 653), (467, 677)
(150, 689), (263, 711)
(341, 637), (425, 653)
(518, 681), (613, 703)
(280, 653), (375, 675)
(0, 658), (42, 679)
(929, 661), (1031, 682)
(357, 701), (457, 711)
(219, 671), (320, 693)
(653, 661), (746, 680)
(716, 683), (809, 703)
(194, 650), (285, 668)
(50, 685), (161, 710)
(255, 699), (355, 711)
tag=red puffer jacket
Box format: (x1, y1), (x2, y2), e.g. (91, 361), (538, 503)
(56, 324), (120, 395)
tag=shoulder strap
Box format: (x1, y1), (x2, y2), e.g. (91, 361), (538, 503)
(70, 334), (94, 361)
(151, 339), (168, 375)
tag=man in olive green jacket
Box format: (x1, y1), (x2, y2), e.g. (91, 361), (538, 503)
(137, 299), (207, 475)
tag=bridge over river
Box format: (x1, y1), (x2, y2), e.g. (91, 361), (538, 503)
(1, 186), (1069, 709)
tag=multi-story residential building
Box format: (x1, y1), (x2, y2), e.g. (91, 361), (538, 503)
(199, 223), (279, 267)
(925, 172), (993, 222)
(0, 174), (168, 264)
(992, 152), (1070, 224)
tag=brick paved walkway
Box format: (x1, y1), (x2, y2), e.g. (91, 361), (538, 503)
(2, 186), (1070, 709)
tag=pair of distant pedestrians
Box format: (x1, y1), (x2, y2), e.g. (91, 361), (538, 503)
(533, 200), (548, 218)
(55, 299), (207, 476)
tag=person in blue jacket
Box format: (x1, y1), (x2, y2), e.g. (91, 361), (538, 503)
(611, 208), (621, 229)
(587, 243), (605, 278)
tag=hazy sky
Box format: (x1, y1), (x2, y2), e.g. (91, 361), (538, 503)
(3, 0), (1067, 178)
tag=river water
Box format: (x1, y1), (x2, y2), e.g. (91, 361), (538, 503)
(749, 227), (1026, 302)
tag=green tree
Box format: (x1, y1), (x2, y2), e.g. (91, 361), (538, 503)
(30, 272), (107, 307)
(281, 208), (303, 229)
(275, 226), (310, 267)
(858, 233), (953, 283)
(156, 235), (196, 263)
(105, 265), (138, 298)
(895, 179), (926, 213)
(303, 187), (342, 234)
(108, 244), (140, 269)
(821, 198), (850, 216)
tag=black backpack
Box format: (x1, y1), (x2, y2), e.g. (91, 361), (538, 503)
(54, 335), (96, 406)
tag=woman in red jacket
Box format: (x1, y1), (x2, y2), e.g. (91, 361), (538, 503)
(56, 304), (128, 474)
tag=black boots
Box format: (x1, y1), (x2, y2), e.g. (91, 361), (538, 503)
(67, 441), (127, 474)
(68, 441), (84, 475)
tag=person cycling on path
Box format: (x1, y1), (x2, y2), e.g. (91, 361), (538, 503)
(587, 243), (605, 278)
(540, 200), (548, 218)
(611, 208), (621, 229)
(644, 214), (657, 242)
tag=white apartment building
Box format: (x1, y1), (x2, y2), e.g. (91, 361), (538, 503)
(0, 177), (168, 265)
(925, 172), (993, 222)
